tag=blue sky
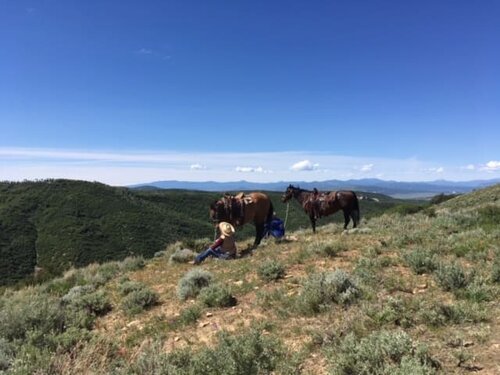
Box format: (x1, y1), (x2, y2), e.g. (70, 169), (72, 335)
(1, 0), (499, 185)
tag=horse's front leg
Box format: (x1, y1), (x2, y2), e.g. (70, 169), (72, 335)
(310, 216), (316, 233)
(254, 223), (265, 246)
(343, 210), (350, 229)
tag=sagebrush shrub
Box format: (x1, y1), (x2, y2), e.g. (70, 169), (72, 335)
(118, 280), (145, 295)
(61, 285), (96, 304)
(418, 301), (488, 326)
(62, 285), (111, 316)
(127, 329), (285, 375)
(0, 290), (65, 342)
(308, 240), (347, 257)
(296, 270), (361, 315)
(198, 283), (236, 308)
(492, 261), (500, 283)
(70, 290), (112, 316)
(403, 249), (438, 274)
(154, 250), (167, 258)
(169, 248), (197, 264)
(178, 305), (202, 326)
(257, 260), (286, 282)
(353, 257), (380, 283)
(0, 338), (14, 371)
(177, 269), (214, 300)
(120, 256), (145, 272)
(477, 204), (500, 229)
(434, 262), (472, 291)
(460, 279), (495, 303)
(326, 331), (439, 374)
(366, 297), (416, 328)
(175, 238), (211, 253)
(121, 288), (159, 316)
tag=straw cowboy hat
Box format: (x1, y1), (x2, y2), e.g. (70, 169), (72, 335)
(218, 222), (235, 237)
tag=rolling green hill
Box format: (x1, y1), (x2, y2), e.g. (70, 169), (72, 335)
(0, 184), (498, 374)
(0, 179), (420, 285)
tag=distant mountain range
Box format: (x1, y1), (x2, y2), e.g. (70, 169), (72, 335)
(130, 178), (500, 198)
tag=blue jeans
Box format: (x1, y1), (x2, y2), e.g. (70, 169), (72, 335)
(195, 246), (230, 264)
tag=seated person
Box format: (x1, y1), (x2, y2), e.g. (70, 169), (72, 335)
(264, 214), (285, 239)
(194, 222), (237, 264)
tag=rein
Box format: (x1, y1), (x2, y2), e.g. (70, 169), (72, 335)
(284, 202), (290, 230)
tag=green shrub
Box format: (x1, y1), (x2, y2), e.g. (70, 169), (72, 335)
(54, 326), (92, 352)
(353, 257), (380, 283)
(419, 302), (488, 326)
(177, 269), (214, 300)
(434, 262), (472, 292)
(403, 249), (438, 274)
(308, 240), (347, 257)
(70, 290), (112, 316)
(460, 279), (495, 303)
(169, 248), (197, 264)
(122, 288), (159, 316)
(296, 270), (361, 315)
(127, 329), (286, 375)
(118, 280), (145, 295)
(61, 284), (96, 304)
(120, 256), (146, 272)
(326, 331), (439, 374)
(44, 275), (79, 296)
(492, 260), (500, 283)
(366, 297), (416, 328)
(0, 338), (14, 371)
(198, 283), (237, 308)
(257, 260), (286, 282)
(154, 250), (167, 258)
(180, 238), (212, 253)
(0, 290), (65, 342)
(477, 204), (500, 229)
(178, 304), (203, 326)
(388, 204), (425, 216)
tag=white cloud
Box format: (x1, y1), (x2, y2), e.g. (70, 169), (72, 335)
(426, 167), (444, 174)
(290, 160), (319, 171)
(136, 48), (152, 54)
(190, 163), (206, 170)
(360, 164), (374, 172)
(462, 164), (476, 170)
(1, 147), (498, 185)
(236, 166), (264, 173)
(481, 160), (500, 171)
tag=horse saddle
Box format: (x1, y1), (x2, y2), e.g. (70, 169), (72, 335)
(223, 193), (253, 226)
(234, 192), (253, 205)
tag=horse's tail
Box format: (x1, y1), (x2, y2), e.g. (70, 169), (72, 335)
(351, 191), (361, 224)
(266, 200), (274, 223)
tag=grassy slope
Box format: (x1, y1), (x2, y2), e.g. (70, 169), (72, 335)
(1, 184), (498, 373)
(0, 180), (410, 285)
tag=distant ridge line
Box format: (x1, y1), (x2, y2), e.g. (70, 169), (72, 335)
(129, 178), (500, 198)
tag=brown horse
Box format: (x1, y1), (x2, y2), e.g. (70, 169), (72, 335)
(281, 184), (360, 233)
(209, 192), (274, 247)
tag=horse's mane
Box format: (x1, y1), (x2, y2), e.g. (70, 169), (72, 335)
(288, 185), (314, 194)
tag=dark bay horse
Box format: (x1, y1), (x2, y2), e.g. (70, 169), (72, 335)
(281, 184), (360, 233)
(209, 192), (274, 246)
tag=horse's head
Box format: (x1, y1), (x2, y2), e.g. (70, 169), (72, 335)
(282, 184), (298, 203)
(209, 199), (227, 223)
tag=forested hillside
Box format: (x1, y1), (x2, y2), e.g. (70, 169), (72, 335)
(0, 184), (498, 374)
(0, 179), (418, 285)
